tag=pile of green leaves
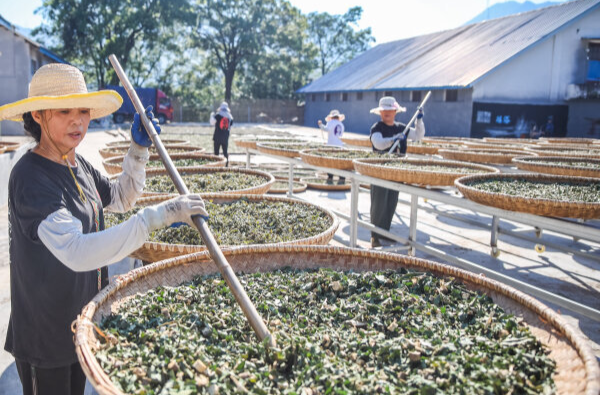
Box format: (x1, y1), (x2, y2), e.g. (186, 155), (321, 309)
(382, 161), (489, 174)
(259, 143), (327, 151)
(528, 160), (600, 169)
(108, 147), (197, 156)
(97, 268), (556, 394)
(269, 181), (306, 190)
(468, 178), (600, 203)
(302, 177), (344, 185)
(105, 198), (331, 246)
(311, 150), (381, 159)
(145, 173), (269, 194)
(147, 158), (219, 168)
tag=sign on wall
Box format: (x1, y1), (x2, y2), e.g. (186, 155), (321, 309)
(471, 102), (568, 139)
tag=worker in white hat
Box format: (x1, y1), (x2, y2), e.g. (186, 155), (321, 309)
(369, 96), (425, 247)
(318, 109), (346, 184)
(0, 63), (208, 394)
(210, 101), (234, 166)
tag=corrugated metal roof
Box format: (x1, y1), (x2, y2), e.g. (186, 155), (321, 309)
(298, 0), (600, 93)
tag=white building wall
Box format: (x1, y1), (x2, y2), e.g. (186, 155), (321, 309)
(473, 7), (600, 103)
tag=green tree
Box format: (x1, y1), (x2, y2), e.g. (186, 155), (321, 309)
(191, 0), (310, 102)
(35, 0), (190, 88)
(308, 6), (374, 76)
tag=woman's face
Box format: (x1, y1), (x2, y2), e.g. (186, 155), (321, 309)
(33, 108), (91, 152)
(380, 109), (397, 125)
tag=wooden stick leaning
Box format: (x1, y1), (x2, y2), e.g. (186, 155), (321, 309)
(108, 54), (275, 348)
(388, 91), (432, 154)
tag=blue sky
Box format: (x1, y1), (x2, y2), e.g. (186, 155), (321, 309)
(0, 0), (568, 43)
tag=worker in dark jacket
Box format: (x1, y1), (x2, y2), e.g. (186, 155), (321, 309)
(369, 96), (425, 248)
(210, 102), (234, 165)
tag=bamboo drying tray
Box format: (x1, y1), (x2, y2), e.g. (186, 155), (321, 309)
(341, 136), (371, 147)
(105, 139), (189, 148)
(455, 173), (600, 219)
(539, 137), (599, 145)
(461, 141), (532, 151)
(256, 142), (327, 158)
(141, 167), (275, 197)
(102, 153), (227, 175)
(235, 138), (313, 150)
(483, 137), (541, 145)
(525, 145), (600, 157)
(353, 157), (499, 186)
(271, 170), (316, 181)
(406, 142), (441, 155)
(99, 144), (205, 159)
(125, 194), (338, 262)
(299, 148), (373, 170)
(439, 148), (536, 164)
(301, 177), (351, 191)
(74, 245), (600, 395)
(0, 141), (22, 152)
(267, 181), (308, 194)
(512, 156), (600, 178)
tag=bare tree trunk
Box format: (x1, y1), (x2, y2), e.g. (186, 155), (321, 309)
(224, 68), (235, 102)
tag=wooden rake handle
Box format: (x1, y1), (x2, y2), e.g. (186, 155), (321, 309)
(108, 54), (275, 348)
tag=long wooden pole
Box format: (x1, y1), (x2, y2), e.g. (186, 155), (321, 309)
(108, 54), (275, 347)
(388, 91), (432, 154)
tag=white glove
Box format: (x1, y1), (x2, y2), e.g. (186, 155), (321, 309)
(139, 194), (209, 232)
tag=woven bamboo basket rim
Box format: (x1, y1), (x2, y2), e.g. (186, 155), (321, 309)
(74, 244), (600, 395)
(439, 148), (537, 164)
(0, 141), (21, 151)
(341, 136), (371, 147)
(353, 157), (499, 186)
(99, 145), (206, 159)
(512, 156), (600, 178)
(299, 148), (374, 170)
(118, 193), (339, 262)
(102, 153), (227, 175)
(455, 172), (600, 219)
(271, 170), (316, 181)
(406, 144), (440, 155)
(105, 139), (189, 148)
(539, 137), (599, 145)
(267, 181), (308, 194)
(141, 167), (275, 197)
(256, 142), (327, 158)
(235, 138), (313, 150)
(483, 137), (542, 144)
(461, 142), (532, 151)
(526, 144), (599, 152)
(300, 177), (351, 191)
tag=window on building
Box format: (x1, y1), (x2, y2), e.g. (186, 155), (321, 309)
(445, 89), (458, 102)
(325, 93), (331, 102)
(411, 91), (422, 102)
(375, 91), (380, 102)
(476, 111), (491, 124)
(311, 94), (316, 102)
(384, 91), (393, 97)
(30, 59), (38, 78)
(587, 43), (600, 81)
(341, 92), (348, 102)
(356, 92), (363, 100)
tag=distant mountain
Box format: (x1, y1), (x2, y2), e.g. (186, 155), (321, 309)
(464, 1), (565, 25)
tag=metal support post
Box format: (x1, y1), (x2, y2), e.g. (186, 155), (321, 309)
(350, 177), (360, 248)
(491, 215), (500, 257)
(245, 149), (251, 169)
(288, 164), (294, 196)
(409, 195), (418, 256)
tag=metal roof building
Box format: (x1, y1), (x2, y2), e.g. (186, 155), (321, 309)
(299, 0), (600, 138)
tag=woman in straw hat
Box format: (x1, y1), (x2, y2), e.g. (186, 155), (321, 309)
(369, 96), (425, 248)
(0, 63), (208, 394)
(318, 109), (346, 184)
(209, 101), (234, 165)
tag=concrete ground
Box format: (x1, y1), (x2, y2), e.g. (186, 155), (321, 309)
(0, 124), (598, 393)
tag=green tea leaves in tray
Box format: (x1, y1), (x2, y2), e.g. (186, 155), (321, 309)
(96, 269), (555, 394)
(527, 160), (600, 169)
(311, 150), (382, 159)
(145, 173), (268, 194)
(468, 178), (600, 202)
(105, 198), (331, 245)
(147, 159), (216, 168)
(261, 143), (327, 150)
(382, 161), (487, 174)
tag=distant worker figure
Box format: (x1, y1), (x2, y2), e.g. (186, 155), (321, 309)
(210, 102), (233, 165)
(369, 96), (425, 248)
(542, 116), (554, 137)
(529, 123), (542, 139)
(318, 109), (345, 184)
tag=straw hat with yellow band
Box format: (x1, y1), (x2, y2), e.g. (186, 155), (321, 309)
(0, 63), (122, 122)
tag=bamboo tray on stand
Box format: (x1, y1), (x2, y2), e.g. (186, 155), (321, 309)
(102, 153), (227, 175)
(512, 156), (600, 178)
(99, 145), (206, 159)
(353, 157), (499, 186)
(455, 173), (600, 219)
(438, 148), (536, 164)
(75, 245), (600, 395)
(105, 139), (189, 148)
(121, 194), (338, 262)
